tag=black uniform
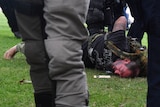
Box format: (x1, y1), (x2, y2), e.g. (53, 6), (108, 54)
(142, 0), (160, 107)
(0, 0), (20, 38)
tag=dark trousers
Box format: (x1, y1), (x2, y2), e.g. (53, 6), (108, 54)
(126, 0), (145, 43)
(127, 20), (145, 43)
(15, 9), (54, 107)
(0, 0), (19, 32)
(147, 16), (160, 107)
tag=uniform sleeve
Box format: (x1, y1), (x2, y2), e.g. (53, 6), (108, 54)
(16, 42), (25, 54)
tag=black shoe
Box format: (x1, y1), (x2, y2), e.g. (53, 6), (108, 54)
(34, 92), (54, 107)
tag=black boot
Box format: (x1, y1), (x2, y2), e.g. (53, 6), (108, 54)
(34, 92), (54, 107)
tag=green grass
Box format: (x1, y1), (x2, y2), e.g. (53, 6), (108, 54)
(0, 11), (148, 107)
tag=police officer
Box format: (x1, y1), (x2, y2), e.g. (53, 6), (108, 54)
(141, 0), (160, 107)
(13, 0), (90, 106)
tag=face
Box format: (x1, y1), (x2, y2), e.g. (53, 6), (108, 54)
(114, 66), (133, 78)
(112, 59), (140, 78)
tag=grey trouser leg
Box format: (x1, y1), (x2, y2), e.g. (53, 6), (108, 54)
(44, 0), (90, 106)
(15, 11), (52, 93)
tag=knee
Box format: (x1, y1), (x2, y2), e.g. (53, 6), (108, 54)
(112, 16), (127, 32)
(24, 41), (48, 64)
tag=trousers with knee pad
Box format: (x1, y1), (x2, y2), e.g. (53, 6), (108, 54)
(43, 0), (90, 106)
(14, 1), (54, 106)
(15, 0), (90, 106)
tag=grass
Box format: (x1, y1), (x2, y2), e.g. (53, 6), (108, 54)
(0, 11), (148, 107)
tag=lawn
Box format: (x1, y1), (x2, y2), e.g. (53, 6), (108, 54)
(0, 11), (147, 107)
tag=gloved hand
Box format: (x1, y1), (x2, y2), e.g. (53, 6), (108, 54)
(112, 59), (140, 78)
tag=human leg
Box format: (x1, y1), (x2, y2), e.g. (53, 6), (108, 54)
(147, 16), (160, 107)
(14, 1), (54, 106)
(127, 20), (145, 43)
(44, 0), (90, 106)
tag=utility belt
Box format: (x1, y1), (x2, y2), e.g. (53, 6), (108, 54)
(14, 0), (43, 16)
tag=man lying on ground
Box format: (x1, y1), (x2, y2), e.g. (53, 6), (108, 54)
(83, 16), (147, 78)
(4, 16), (147, 78)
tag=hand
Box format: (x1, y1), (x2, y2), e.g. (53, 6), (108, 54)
(3, 45), (17, 60)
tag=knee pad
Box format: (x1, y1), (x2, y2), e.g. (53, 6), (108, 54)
(24, 41), (49, 66)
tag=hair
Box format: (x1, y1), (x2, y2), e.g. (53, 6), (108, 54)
(126, 61), (140, 78)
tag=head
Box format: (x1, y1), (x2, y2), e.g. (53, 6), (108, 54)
(112, 59), (140, 78)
